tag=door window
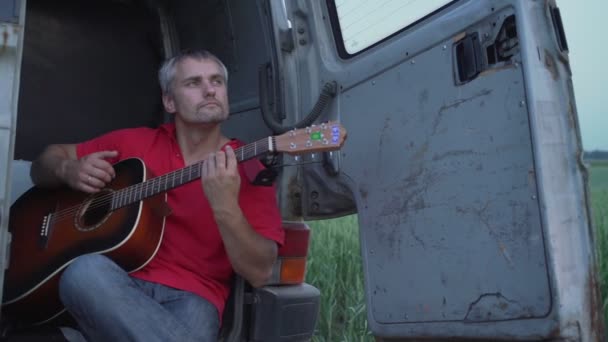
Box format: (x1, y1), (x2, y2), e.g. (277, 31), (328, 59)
(328, 0), (457, 56)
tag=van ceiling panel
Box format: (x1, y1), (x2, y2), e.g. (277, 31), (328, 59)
(15, 0), (163, 160)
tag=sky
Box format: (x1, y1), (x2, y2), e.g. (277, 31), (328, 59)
(557, 0), (608, 151)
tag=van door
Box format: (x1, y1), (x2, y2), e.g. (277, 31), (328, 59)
(268, 0), (603, 340)
(0, 0), (25, 317)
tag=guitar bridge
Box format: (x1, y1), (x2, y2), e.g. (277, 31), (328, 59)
(38, 213), (52, 249)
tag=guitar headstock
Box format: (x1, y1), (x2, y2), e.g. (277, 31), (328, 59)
(274, 122), (347, 155)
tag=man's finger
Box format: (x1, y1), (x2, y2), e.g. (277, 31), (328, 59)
(79, 182), (100, 194)
(87, 174), (107, 188)
(225, 146), (237, 171)
(92, 150), (119, 159)
(90, 159), (116, 180)
(206, 153), (216, 176)
(216, 151), (227, 170)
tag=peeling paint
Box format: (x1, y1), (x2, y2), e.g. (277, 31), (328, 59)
(379, 117), (391, 149)
(464, 292), (526, 322)
(456, 202), (515, 268)
(432, 149), (476, 161)
(432, 89), (493, 135)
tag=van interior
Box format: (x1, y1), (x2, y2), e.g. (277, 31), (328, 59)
(4, 0), (321, 341)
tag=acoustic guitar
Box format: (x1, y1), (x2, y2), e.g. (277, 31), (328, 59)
(2, 122), (347, 326)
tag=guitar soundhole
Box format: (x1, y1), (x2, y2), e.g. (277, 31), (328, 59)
(76, 190), (113, 232)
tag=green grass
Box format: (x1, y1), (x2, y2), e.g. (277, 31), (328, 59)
(306, 161), (608, 340)
(305, 215), (372, 342)
(590, 161), (608, 330)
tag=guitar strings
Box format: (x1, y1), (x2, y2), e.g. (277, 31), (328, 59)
(47, 139), (272, 223)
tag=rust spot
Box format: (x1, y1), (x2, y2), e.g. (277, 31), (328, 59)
(478, 63), (517, 77)
(544, 49), (559, 80)
(547, 325), (561, 339)
(2, 29), (8, 52)
(359, 184), (368, 199)
(287, 176), (302, 217)
(566, 101), (576, 129)
(452, 31), (466, 42)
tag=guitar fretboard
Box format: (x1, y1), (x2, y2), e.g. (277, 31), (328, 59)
(109, 137), (273, 210)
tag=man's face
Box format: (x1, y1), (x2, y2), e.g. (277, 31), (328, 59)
(163, 57), (229, 125)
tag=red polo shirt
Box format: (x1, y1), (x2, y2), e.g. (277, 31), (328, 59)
(76, 123), (284, 319)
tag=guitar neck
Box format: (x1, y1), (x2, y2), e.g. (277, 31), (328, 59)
(110, 137), (274, 210)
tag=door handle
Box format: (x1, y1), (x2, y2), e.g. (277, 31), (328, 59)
(455, 32), (482, 84)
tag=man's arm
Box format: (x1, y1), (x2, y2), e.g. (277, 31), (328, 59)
(31, 144), (118, 193)
(201, 145), (278, 288)
(213, 204), (278, 288)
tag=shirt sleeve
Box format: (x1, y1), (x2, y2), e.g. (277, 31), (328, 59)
(238, 159), (285, 247)
(223, 139), (284, 246)
(76, 128), (138, 162)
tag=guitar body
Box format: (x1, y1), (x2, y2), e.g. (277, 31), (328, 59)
(2, 158), (168, 325)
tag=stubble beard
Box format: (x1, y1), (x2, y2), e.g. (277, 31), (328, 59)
(193, 106), (228, 124)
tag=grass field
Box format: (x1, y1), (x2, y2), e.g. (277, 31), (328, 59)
(306, 161), (608, 340)
(589, 161), (608, 332)
(305, 215), (370, 342)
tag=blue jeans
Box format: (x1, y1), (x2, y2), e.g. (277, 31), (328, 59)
(58, 254), (219, 342)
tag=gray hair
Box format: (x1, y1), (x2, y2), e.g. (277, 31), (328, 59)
(158, 49), (229, 95)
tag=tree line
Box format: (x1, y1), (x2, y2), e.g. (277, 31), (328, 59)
(584, 150), (608, 160)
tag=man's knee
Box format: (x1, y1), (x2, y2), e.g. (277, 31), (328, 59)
(59, 254), (115, 303)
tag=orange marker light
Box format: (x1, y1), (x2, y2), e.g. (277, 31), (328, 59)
(279, 257), (307, 284)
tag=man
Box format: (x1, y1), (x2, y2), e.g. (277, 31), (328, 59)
(29, 49), (284, 341)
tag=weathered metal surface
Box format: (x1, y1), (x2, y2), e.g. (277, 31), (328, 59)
(280, 0), (604, 339)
